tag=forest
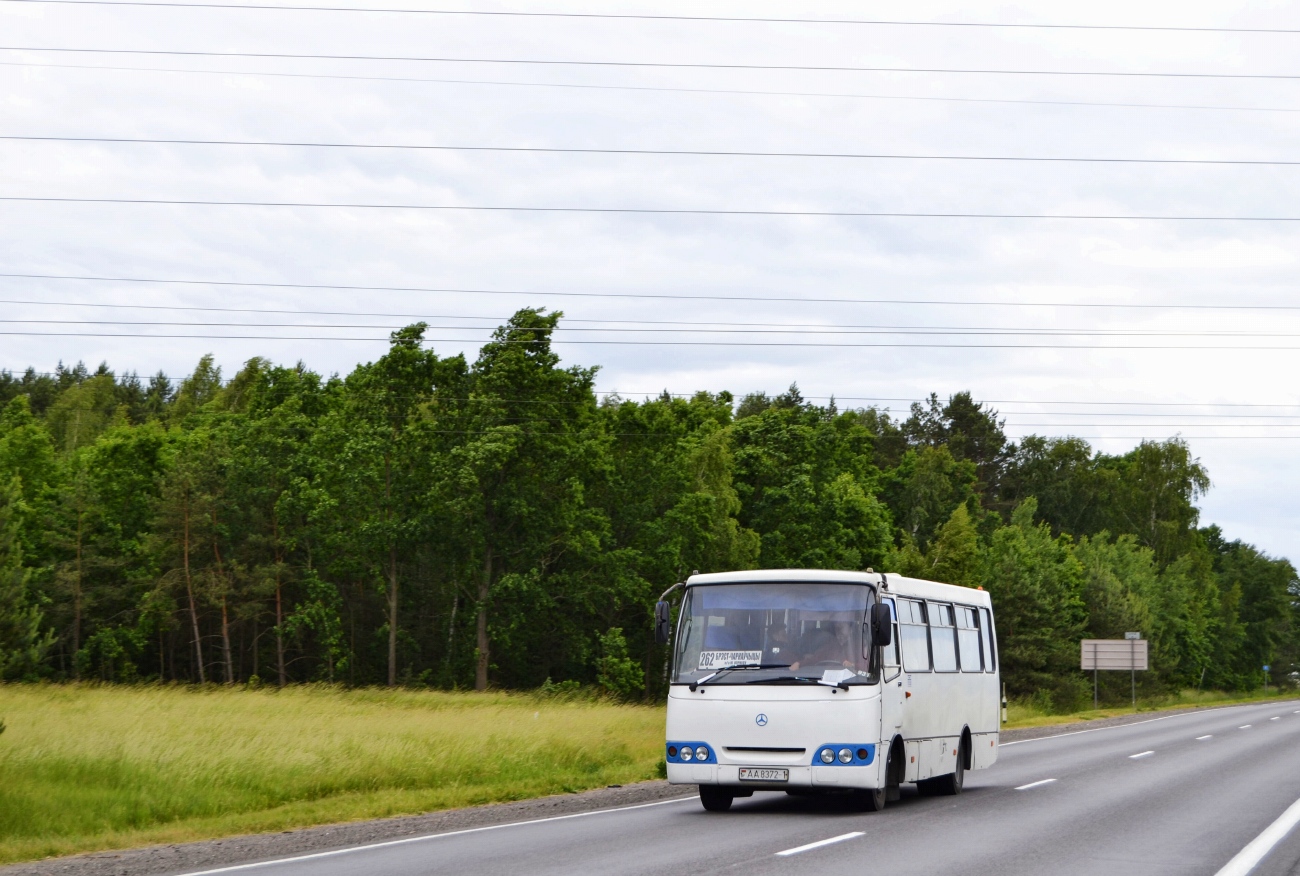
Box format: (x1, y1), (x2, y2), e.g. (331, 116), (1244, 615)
(0, 309), (1296, 709)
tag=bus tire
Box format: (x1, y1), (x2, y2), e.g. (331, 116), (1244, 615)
(854, 786), (886, 812)
(699, 785), (734, 812)
(934, 740), (966, 796)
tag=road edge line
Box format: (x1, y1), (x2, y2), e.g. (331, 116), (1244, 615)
(1001, 703), (1270, 747)
(174, 795), (699, 876)
(1214, 797), (1300, 876)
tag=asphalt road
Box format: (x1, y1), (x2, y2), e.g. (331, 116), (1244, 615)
(178, 701), (1300, 876)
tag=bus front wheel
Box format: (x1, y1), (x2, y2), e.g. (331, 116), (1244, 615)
(699, 785), (734, 812)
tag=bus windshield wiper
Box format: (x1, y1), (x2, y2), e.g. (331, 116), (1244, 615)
(745, 674), (850, 690)
(689, 663), (790, 691)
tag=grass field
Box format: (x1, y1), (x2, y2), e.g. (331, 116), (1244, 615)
(0, 684), (665, 865)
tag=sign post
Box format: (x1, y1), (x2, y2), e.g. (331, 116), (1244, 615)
(1082, 636), (1149, 711)
(1264, 665), (1270, 693)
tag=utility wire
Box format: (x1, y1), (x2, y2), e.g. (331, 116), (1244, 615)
(4, 0), (1300, 36)
(6, 46), (1300, 81)
(6, 197), (1300, 221)
(11, 318), (1300, 338)
(6, 272), (1300, 311)
(7, 134), (1300, 168)
(7, 330), (1300, 349)
(8, 61), (1300, 115)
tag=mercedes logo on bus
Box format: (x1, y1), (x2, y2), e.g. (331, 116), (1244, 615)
(755, 713), (768, 727)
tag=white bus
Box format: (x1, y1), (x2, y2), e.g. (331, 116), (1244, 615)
(654, 569), (1000, 812)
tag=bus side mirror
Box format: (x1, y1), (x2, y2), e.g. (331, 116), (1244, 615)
(871, 603), (893, 647)
(654, 600), (672, 645)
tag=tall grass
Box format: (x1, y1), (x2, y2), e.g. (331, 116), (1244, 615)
(0, 684), (665, 864)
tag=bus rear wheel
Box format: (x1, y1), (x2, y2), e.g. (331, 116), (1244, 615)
(699, 785), (734, 812)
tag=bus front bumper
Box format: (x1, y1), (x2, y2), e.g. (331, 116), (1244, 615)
(667, 763), (880, 790)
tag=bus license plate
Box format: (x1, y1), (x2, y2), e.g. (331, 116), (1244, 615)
(739, 767), (788, 782)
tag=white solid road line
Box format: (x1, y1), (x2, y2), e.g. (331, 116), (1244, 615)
(1015, 779), (1057, 791)
(175, 796), (698, 876)
(1213, 797), (1300, 876)
(1129, 751), (1155, 759)
(776, 832), (865, 857)
(1197, 735), (1214, 741)
(1000, 703), (1275, 748)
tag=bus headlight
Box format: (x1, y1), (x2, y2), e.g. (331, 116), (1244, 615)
(838, 748), (853, 764)
(695, 746), (709, 761)
(681, 747), (693, 761)
(819, 749), (834, 764)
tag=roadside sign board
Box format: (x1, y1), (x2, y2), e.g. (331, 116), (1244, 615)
(1081, 639), (1149, 671)
(1124, 632), (1141, 640)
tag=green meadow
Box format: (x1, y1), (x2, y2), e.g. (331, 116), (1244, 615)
(0, 684), (665, 865)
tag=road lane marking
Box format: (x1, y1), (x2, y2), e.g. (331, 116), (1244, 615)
(1015, 779), (1057, 790)
(174, 796), (699, 875)
(1129, 751), (1155, 759)
(1240, 725), (1253, 730)
(1270, 717), (1280, 721)
(1000, 703), (1273, 747)
(1197, 735), (1214, 741)
(776, 832), (865, 857)
(1213, 796), (1300, 876)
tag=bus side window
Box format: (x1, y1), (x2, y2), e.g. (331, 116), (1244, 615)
(899, 599), (931, 672)
(928, 602), (958, 672)
(956, 606), (981, 672)
(979, 607), (997, 671)
(880, 599), (901, 679)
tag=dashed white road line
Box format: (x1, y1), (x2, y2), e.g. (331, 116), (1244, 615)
(1213, 797), (1300, 876)
(1270, 717), (1280, 721)
(1015, 779), (1057, 791)
(1197, 735), (1214, 741)
(1129, 751), (1155, 759)
(776, 832), (865, 857)
(1240, 725), (1253, 730)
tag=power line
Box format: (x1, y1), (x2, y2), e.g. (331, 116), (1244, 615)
(6, 197), (1300, 221)
(8, 61), (1300, 115)
(13, 318), (1300, 339)
(6, 272), (1300, 312)
(5, 0), (1300, 36)
(8, 134), (1300, 168)
(7, 46), (1300, 81)
(7, 330), (1300, 349)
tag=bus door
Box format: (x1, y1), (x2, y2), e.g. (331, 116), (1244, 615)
(879, 598), (904, 736)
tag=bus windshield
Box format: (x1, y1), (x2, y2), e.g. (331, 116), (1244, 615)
(672, 582), (877, 686)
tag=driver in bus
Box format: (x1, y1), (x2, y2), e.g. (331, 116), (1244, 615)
(788, 623), (855, 672)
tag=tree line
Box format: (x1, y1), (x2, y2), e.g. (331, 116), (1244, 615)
(0, 310), (1296, 707)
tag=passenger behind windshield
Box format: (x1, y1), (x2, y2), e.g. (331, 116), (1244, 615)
(673, 581), (876, 685)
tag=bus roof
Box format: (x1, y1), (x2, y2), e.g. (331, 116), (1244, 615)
(684, 569), (992, 608)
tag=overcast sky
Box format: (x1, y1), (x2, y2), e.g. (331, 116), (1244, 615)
(3, 0), (1300, 562)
